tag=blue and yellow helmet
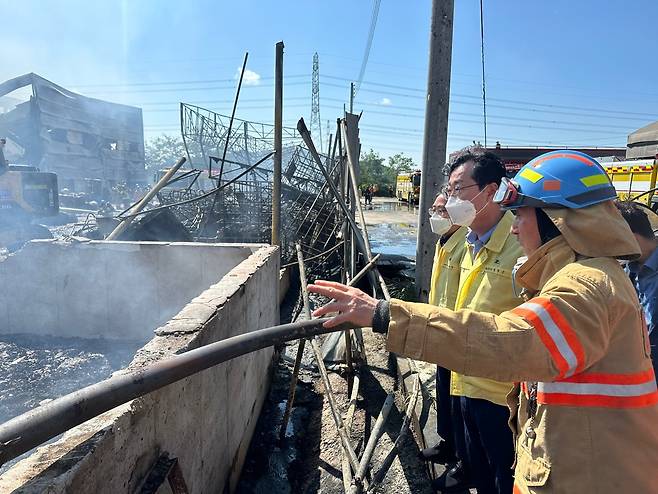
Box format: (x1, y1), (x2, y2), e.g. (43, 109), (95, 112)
(494, 150), (617, 210)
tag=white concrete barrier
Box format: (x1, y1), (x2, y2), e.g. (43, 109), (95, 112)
(0, 240), (280, 493)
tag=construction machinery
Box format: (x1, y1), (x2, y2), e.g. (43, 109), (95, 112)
(0, 164), (59, 249)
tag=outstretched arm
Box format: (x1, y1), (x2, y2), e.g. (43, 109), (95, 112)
(308, 280), (379, 328)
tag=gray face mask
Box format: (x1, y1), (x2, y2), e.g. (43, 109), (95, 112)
(511, 255), (528, 298)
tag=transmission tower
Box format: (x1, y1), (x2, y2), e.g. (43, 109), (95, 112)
(310, 52), (323, 152)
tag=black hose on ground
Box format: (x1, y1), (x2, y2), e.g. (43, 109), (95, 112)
(0, 318), (357, 467)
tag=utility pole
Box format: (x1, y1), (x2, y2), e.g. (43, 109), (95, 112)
(349, 82), (354, 113)
(415, 0), (454, 302)
(272, 41), (284, 247)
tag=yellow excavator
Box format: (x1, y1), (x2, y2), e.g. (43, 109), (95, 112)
(0, 138), (59, 250)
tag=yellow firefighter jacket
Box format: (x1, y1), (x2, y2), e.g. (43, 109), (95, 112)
(386, 201), (658, 493)
(450, 211), (524, 406)
(428, 226), (467, 309)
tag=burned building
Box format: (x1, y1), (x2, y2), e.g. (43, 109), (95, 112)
(0, 73), (146, 193)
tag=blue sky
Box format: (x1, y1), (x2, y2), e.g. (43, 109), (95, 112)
(2, 0), (657, 165)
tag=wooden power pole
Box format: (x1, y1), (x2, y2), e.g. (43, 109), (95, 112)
(415, 0), (454, 302)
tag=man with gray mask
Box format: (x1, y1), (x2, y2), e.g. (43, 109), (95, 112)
(430, 150), (523, 494)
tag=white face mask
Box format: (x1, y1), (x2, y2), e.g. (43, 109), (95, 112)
(445, 186), (489, 227)
(445, 196), (477, 226)
(430, 215), (453, 235)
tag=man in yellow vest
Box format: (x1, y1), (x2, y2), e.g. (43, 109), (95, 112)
(422, 191), (469, 488)
(431, 151), (523, 493)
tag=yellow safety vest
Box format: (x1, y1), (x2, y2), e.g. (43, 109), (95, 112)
(428, 226), (468, 309)
(450, 211), (524, 406)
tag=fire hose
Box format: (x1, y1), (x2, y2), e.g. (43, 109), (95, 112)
(0, 318), (357, 467)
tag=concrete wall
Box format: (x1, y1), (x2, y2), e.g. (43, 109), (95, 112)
(0, 242), (280, 494)
(0, 239), (257, 340)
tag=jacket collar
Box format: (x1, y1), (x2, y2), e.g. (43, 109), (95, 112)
(516, 236), (576, 292)
(442, 226), (468, 253)
(481, 211), (515, 254)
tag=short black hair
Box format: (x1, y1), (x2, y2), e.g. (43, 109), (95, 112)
(446, 150), (507, 189)
(615, 200), (655, 240)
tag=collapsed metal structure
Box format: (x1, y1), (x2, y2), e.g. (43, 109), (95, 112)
(148, 103), (346, 267)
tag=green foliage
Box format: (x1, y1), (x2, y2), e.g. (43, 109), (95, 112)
(359, 149), (394, 188)
(388, 152), (415, 174)
(144, 134), (186, 171)
(358, 150), (416, 196)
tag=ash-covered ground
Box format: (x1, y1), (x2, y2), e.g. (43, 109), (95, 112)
(0, 333), (142, 474)
(0, 333), (141, 424)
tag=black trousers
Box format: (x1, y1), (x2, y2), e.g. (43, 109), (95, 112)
(458, 396), (514, 494)
(436, 366), (457, 457)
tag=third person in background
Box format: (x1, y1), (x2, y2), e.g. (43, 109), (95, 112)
(615, 200), (658, 376)
(421, 191), (470, 491)
(433, 151), (522, 494)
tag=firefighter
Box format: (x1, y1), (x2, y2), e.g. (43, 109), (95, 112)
(309, 150), (658, 493)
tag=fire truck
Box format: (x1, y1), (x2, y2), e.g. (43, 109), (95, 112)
(396, 171), (421, 204)
(601, 157), (658, 210)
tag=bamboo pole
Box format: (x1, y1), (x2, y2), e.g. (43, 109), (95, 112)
(106, 156), (186, 240)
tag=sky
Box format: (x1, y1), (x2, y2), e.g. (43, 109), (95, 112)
(1, 0), (658, 166)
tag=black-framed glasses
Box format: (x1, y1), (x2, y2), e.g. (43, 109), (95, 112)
(441, 183), (479, 197)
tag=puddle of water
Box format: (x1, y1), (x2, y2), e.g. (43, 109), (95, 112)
(368, 222), (418, 259)
(364, 200), (418, 213)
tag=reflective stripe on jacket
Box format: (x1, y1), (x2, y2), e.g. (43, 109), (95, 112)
(450, 211), (524, 406)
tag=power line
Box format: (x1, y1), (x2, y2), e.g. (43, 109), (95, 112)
(83, 79), (310, 95)
(71, 74), (310, 89)
(354, 0), (382, 97)
(321, 76), (658, 118)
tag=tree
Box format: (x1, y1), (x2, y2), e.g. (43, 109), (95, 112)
(144, 134), (186, 171)
(358, 149), (397, 195)
(388, 152), (415, 174)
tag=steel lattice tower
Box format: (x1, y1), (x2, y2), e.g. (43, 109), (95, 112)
(310, 52), (323, 153)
